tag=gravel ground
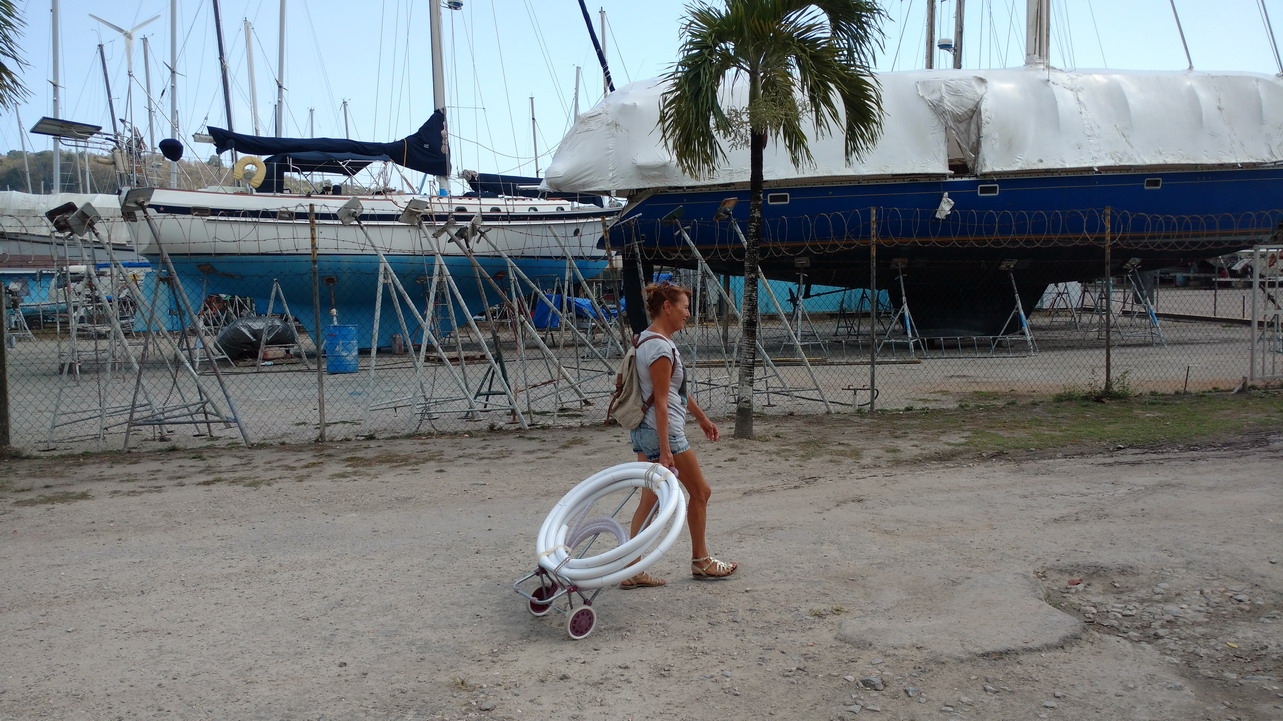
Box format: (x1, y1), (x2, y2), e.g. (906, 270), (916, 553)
(1, 414), (1280, 720)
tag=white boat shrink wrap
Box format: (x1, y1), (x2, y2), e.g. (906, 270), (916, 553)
(545, 68), (1283, 195)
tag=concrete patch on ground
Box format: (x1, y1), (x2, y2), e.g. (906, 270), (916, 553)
(836, 571), (1083, 659)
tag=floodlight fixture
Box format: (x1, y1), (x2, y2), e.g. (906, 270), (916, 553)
(999, 259), (1019, 271)
(121, 188), (155, 211)
(44, 202), (79, 233)
(661, 206), (685, 223)
(397, 198), (430, 225)
(1122, 257), (1142, 272)
(337, 198), (364, 225)
(712, 197), (738, 221)
(68, 203), (103, 238)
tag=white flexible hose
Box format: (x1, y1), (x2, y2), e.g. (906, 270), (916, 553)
(537, 462), (687, 589)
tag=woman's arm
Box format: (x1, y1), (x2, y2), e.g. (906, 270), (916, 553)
(688, 396), (719, 442)
(648, 355), (674, 466)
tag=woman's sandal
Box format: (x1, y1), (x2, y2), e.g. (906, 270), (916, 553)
(619, 571), (667, 590)
(691, 556), (738, 579)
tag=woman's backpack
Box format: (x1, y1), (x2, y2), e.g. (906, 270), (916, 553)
(605, 334), (674, 429)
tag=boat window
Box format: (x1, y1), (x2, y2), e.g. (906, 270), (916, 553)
(276, 210), (292, 220)
(1144, 178), (1162, 190)
(454, 206), (468, 212)
(556, 206), (565, 211)
(529, 207), (539, 212)
(573, 228), (581, 236)
(977, 184), (999, 197)
(490, 207), (501, 213)
(192, 207), (211, 217)
(767, 193), (790, 205)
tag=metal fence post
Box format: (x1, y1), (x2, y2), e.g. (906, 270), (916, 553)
(1249, 245), (1259, 383)
(0, 301), (9, 448)
(310, 204), (327, 442)
(1104, 206), (1113, 393)
(869, 207), (878, 414)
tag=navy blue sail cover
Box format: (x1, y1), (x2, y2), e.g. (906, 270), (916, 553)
(208, 110), (450, 177)
(464, 171), (605, 208)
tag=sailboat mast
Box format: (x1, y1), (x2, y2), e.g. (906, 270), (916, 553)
(97, 44), (120, 140)
(530, 96), (539, 176)
(1025, 0), (1050, 66)
(276, 0), (286, 136)
(429, 0), (448, 193)
(925, 0), (935, 69)
(51, 0), (61, 193)
(170, 0), (179, 187)
(245, 20), (260, 135)
(212, 0), (237, 155)
(143, 37), (156, 156)
(576, 1), (614, 95)
(953, 0), (965, 69)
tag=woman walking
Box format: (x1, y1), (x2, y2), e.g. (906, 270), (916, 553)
(621, 282), (737, 589)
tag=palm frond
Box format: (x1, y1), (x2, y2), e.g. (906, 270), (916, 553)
(0, 0), (30, 110)
(659, 0), (887, 179)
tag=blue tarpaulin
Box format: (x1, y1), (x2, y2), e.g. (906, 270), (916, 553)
(531, 295), (619, 329)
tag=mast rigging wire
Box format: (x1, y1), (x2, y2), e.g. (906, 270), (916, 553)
(1257, 0), (1283, 74)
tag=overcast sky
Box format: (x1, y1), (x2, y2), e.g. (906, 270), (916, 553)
(4, 0), (1282, 184)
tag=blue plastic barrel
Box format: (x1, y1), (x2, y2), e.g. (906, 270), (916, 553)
(324, 325), (359, 374)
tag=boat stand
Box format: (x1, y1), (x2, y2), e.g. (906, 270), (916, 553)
(782, 267), (830, 357)
(45, 199), (248, 448)
(1091, 264), (1166, 346)
(877, 264), (924, 357)
(991, 264), (1038, 355)
(333, 199), (526, 431)
(122, 191), (251, 446)
(1037, 282), (1086, 330)
(253, 279), (311, 371)
(463, 218), (612, 414)
(665, 218), (836, 411)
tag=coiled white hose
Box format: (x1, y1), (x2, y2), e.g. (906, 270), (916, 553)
(536, 462), (687, 590)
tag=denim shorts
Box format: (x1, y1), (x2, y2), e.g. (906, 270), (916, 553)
(630, 423), (691, 461)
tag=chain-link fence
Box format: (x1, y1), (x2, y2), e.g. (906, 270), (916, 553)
(2, 205), (1281, 454)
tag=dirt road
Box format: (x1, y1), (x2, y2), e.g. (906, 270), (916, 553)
(1, 414), (1280, 720)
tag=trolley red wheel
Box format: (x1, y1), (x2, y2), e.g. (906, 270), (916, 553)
(566, 605), (596, 640)
(528, 582), (559, 617)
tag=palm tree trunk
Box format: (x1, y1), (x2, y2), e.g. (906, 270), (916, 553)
(734, 127), (767, 439)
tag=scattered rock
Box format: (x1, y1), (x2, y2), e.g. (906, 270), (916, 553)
(845, 703), (862, 714)
(859, 677), (884, 691)
(904, 687), (920, 698)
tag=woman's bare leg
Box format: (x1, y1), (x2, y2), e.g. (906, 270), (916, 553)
(672, 449), (712, 560)
(629, 452), (659, 540)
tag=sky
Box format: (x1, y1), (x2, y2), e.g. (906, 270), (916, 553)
(3, 0), (1283, 190)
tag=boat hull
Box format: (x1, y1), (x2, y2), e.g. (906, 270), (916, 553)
(130, 189), (613, 346)
(616, 167), (1283, 335)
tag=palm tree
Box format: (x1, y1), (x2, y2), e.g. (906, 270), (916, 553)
(0, 0), (29, 110)
(659, 0), (885, 438)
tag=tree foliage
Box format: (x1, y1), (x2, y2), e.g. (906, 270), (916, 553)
(0, 0), (30, 110)
(657, 0), (886, 438)
(658, 0), (886, 178)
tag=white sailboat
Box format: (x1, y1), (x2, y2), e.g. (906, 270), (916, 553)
(125, 0), (614, 347)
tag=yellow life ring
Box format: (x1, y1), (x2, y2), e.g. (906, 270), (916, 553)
(232, 155), (267, 188)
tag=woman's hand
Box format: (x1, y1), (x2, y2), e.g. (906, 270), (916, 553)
(658, 447), (675, 469)
(699, 416), (719, 442)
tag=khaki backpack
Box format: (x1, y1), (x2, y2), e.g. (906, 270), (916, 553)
(605, 334), (674, 429)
